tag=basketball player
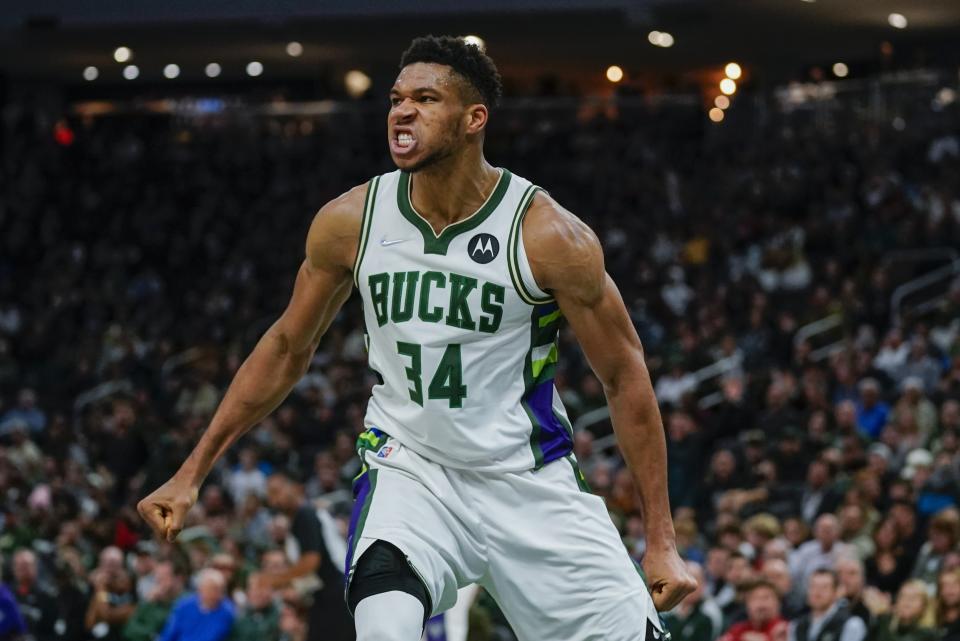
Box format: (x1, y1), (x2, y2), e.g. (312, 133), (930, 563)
(139, 35), (695, 641)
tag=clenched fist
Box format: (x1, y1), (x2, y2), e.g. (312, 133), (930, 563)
(643, 544), (698, 612)
(137, 477), (199, 542)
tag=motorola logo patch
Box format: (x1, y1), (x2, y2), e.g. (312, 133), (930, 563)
(468, 233), (499, 264)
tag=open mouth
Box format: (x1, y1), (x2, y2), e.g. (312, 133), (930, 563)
(390, 131), (418, 155)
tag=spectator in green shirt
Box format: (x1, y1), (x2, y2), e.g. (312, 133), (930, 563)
(665, 561), (719, 641)
(123, 562), (184, 641)
(230, 573), (279, 641)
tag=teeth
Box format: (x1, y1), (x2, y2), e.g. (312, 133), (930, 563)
(397, 133), (414, 146)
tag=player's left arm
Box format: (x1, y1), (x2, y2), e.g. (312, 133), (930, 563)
(524, 192), (696, 611)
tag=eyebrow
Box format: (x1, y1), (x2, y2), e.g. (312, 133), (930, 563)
(390, 86), (441, 95)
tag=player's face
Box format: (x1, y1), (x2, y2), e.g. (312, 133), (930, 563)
(388, 62), (468, 172)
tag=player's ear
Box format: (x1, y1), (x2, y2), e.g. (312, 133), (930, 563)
(464, 103), (488, 136)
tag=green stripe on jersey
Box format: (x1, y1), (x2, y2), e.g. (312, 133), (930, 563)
(353, 175), (380, 288)
(397, 169), (512, 255)
(508, 185), (554, 305)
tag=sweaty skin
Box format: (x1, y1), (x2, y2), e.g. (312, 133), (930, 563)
(138, 60), (695, 612)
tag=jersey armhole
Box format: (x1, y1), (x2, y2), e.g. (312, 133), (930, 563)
(352, 175), (381, 289)
(507, 186), (554, 305)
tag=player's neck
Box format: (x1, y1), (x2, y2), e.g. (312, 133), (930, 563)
(409, 152), (500, 232)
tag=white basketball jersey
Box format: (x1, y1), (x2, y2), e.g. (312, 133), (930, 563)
(354, 168), (574, 472)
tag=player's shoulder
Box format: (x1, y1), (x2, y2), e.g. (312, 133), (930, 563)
(306, 180), (371, 270)
(522, 189), (604, 299)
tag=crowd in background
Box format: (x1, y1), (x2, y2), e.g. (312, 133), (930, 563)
(1, 78), (960, 641)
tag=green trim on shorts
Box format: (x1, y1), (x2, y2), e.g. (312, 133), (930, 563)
(565, 455), (592, 493)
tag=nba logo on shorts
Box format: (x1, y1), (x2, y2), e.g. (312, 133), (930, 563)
(376, 445), (394, 458)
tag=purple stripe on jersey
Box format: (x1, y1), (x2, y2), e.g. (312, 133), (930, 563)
(425, 615), (447, 641)
(527, 380), (573, 464)
(344, 472), (372, 581)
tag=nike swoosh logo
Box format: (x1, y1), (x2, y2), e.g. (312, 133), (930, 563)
(380, 238), (410, 247)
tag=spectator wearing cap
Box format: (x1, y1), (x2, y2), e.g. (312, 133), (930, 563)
(911, 508), (960, 585)
(719, 580), (788, 641)
(855, 379), (889, 440)
(664, 561), (720, 641)
(790, 514), (853, 593)
(937, 567), (960, 640)
(11, 548), (58, 641)
(158, 569), (234, 641)
(788, 568), (866, 641)
(123, 561), (184, 641)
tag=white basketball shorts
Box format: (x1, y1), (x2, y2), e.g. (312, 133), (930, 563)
(344, 428), (665, 641)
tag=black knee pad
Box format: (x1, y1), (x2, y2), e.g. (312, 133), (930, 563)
(347, 540), (432, 620)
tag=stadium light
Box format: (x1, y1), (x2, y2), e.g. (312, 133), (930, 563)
(114, 46), (132, 63)
(832, 62), (849, 78)
(83, 66), (99, 81)
(122, 65), (139, 80)
(163, 64), (180, 79)
(714, 95), (730, 110)
(647, 31), (674, 47)
(246, 61), (264, 77)
(606, 65), (624, 83)
(286, 41), (303, 57)
(724, 63), (742, 80)
(719, 78), (737, 95)
(345, 70), (372, 98)
(463, 35), (486, 52)
(205, 63), (222, 78)
(888, 13), (907, 29)
(709, 108), (725, 123)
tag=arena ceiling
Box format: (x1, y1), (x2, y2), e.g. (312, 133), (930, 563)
(1, 0), (959, 91)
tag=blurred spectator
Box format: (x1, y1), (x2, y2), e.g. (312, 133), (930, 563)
(835, 556), (872, 627)
(937, 568), (960, 640)
(230, 573), (280, 641)
(0, 389), (46, 435)
(864, 579), (937, 641)
(664, 561), (722, 641)
(719, 580), (788, 641)
(855, 380), (889, 440)
(910, 508), (960, 584)
(227, 448), (267, 506)
(123, 561), (184, 641)
(264, 473), (352, 641)
(790, 514), (852, 592)
(11, 549), (58, 641)
(85, 547), (136, 641)
(157, 569), (234, 641)
(762, 559), (805, 620)
(0, 556), (27, 640)
(788, 568), (866, 641)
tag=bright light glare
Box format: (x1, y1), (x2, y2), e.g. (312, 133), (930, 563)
(246, 61), (264, 77)
(832, 62), (849, 78)
(345, 70), (372, 97)
(714, 95), (730, 110)
(122, 65), (139, 80)
(606, 65), (624, 83)
(720, 78), (737, 95)
(463, 35), (486, 52)
(83, 66), (99, 81)
(205, 63), (222, 78)
(163, 64), (180, 79)
(286, 41), (303, 57)
(724, 63), (742, 80)
(709, 108), (725, 122)
(888, 13), (908, 29)
(114, 46), (132, 63)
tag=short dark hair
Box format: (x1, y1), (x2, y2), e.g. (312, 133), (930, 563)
(399, 35), (503, 108)
(810, 568), (838, 588)
(744, 578), (780, 598)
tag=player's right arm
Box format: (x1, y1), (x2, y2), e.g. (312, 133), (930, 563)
(137, 184), (367, 542)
